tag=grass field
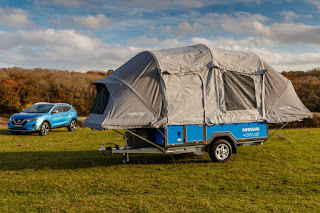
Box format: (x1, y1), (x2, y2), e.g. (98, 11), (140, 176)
(0, 127), (319, 212)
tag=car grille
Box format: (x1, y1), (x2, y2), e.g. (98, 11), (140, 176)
(13, 119), (26, 127)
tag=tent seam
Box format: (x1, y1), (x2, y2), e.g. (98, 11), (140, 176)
(266, 80), (290, 116)
(147, 50), (169, 125)
(146, 51), (162, 72)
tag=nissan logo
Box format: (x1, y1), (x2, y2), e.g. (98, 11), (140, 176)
(17, 119), (21, 123)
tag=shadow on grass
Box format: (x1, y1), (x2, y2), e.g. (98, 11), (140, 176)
(0, 150), (210, 171)
(0, 150), (123, 171)
(0, 129), (11, 135)
(0, 129), (72, 136)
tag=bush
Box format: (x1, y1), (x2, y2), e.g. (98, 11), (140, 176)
(269, 113), (320, 129)
(0, 67), (113, 116)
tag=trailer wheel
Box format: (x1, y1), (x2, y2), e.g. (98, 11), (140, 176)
(122, 156), (129, 164)
(209, 139), (232, 162)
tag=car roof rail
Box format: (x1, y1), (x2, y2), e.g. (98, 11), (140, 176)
(55, 103), (71, 105)
(34, 102), (71, 105)
(35, 102), (50, 104)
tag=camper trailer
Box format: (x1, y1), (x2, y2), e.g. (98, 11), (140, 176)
(83, 44), (311, 163)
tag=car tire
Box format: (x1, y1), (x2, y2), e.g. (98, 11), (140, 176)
(209, 139), (232, 162)
(68, 119), (77, 132)
(39, 121), (50, 136)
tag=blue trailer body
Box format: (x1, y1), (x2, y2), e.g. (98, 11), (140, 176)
(160, 121), (268, 147)
(186, 125), (204, 142)
(102, 121), (269, 164)
(167, 125), (183, 145)
(154, 128), (165, 145)
(206, 122), (268, 141)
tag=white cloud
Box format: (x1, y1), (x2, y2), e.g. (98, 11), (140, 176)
(0, 28), (185, 71)
(254, 22), (320, 45)
(42, 0), (266, 14)
(190, 37), (320, 71)
(164, 12), (320, 45)
(216, 12), (268, 33)
(109, 0), (259, 9)
(0, 26), (319, 72)
(17, 29), (102, 51)
(0, 29), (140, 71)
(0, 31), (19, 49)
(176, 0), (204, 8)
(50, 0), (85, 7)
(73, 14), (112, 29)
(280, 10), (312, 22)
(176, 22), (206, 35)
(0, 8), (33, 27)
(308, 0), (320, 11)
(159, 22), (206, 36)
(159, 12), (269, 36)
(159, 11), (320, 46)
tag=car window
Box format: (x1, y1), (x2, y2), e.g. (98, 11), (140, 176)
(62, 106), (71, 112)
(52, 106), (63, 113)
(25, 104), (54, 113)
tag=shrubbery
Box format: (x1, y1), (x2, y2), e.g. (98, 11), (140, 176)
(269, 113), (320, 129)
(0, 67), (112, 116)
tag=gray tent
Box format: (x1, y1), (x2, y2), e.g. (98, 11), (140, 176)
(83, 44), (312, 130)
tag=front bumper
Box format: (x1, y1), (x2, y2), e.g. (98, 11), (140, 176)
(8, 120), (41, 132)
(8, 129), (39, 132)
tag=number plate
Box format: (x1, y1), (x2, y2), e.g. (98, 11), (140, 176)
(14, 125), (23, 127)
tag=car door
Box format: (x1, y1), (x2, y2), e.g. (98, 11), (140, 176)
(60, 106), (71, 125)
(51, 106), (64, 126)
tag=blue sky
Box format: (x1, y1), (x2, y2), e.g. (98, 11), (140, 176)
(0, 0), (320, 72)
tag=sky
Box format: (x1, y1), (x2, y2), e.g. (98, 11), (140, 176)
(0, 0), (320, 72)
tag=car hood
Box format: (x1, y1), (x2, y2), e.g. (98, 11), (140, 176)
(11, 113), (45, 119)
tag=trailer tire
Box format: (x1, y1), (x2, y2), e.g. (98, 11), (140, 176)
(209, 139), (232, 162)
(122, 157), (129, 164)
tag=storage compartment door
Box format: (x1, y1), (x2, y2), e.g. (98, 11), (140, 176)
(167, 125), (183, 145)
(186, 125), (204, 142)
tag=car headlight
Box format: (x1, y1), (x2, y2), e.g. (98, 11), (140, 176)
(26, 118), (38, 122)
(9, 117), (14, 121)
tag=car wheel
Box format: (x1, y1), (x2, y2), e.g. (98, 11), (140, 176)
(39, 122), (50, 136)
(68, 119), (77, 132)
(209, 139), (232, 162)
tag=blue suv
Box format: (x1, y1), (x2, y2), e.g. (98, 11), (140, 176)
(8, 103), (78, 136)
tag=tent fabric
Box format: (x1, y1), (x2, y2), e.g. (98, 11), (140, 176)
(149, 44), (213, 74)
(84, 52), (166, 130)
(209, 47), (265, 74)
(83, 44), (312, 130)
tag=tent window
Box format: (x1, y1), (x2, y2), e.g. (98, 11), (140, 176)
(90, 84), (110, 114)
(223, 71), (256, 111)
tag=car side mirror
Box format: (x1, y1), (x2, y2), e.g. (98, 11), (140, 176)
(52, 110), (59, 114)
(22, 109), (27, 112)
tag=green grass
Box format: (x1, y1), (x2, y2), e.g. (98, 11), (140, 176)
(0, 128), (319, 212)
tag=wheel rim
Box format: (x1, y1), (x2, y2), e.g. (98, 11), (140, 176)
(42, 123), (49, 135)
(215, 144), (230, 161)
(71, 120), (77, 131)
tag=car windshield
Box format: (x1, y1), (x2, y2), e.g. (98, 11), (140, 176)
(24, 104), (54, 113)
